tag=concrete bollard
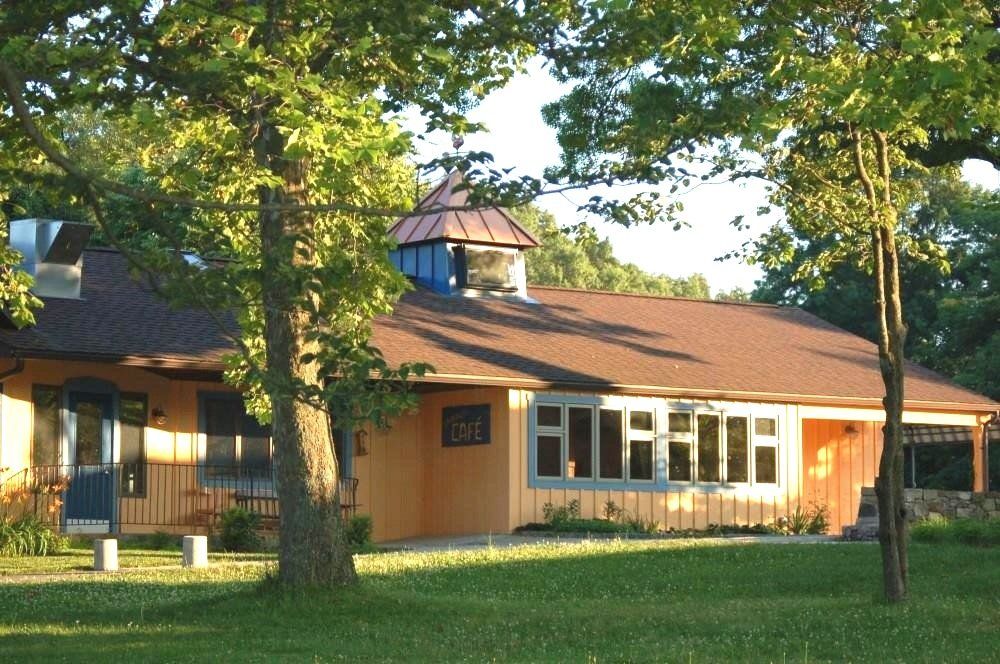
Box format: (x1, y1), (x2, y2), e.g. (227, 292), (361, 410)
(182, 535), (208, 568)
(93, 538), (118, 572)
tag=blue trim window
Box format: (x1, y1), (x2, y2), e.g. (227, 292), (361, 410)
(529, 393), (781, 493)
(199, 393), (272, 485)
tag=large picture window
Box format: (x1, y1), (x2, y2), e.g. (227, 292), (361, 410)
(534, 399), (657, 486)
(531, 395), (780, 491)
(201, 394), (273, 483)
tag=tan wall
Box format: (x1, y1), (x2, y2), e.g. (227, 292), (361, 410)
(801, 419), (883, 532)
(354, 386), (510, 542)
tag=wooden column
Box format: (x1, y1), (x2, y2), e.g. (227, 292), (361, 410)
(972, 424), (988, 493)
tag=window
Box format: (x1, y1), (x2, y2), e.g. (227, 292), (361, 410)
(567, 407), (593, 479)
(726, 416), (749, 483)
(628, 410), (654, 481)
(599, 409), (624, 480)
(534, 400), (656, 485)
(120, 394), (147, 496)
(202, 395), (272, 482)
(458, 246), (517, 291)
(753, 416), (779, 484)
(537, 435), (562, 478)
(531, 396), (780, 490)
(668, 411), (693, 482)
(697, 414), (721, 483)
(31, 385), (60, 467)
(537, 405), (562, 428)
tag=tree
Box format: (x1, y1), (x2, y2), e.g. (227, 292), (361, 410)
(754, 174), (1000, 400)
(0, 2), (560, 587)
(516, 204), (711, 297)
(544, 1), (1000, 601)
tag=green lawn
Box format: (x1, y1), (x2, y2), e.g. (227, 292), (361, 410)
(1, 540), (997, 662)
(0, 546), (273, 576)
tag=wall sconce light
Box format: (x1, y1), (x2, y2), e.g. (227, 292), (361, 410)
(844, 422), (860, 439)
(354, 429), (369, 457)
(152, 408), (168, 426)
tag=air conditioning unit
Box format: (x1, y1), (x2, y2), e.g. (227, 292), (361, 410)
(9, 219), (93, 298)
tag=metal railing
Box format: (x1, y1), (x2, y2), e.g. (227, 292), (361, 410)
(0, 463), (359, 533)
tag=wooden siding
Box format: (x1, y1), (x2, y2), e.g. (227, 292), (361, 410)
(801, 419), (883, 532)
(353, 386), (511, 542)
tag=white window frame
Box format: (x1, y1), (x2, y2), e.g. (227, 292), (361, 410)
(535, 403), (566, 480)
(751, 415), (780, 485)
(626, 407), (656, 483)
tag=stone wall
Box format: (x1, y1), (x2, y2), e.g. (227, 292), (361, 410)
(843, 486), (1000, 539)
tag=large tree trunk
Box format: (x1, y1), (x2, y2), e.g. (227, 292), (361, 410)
(256, 122), (357, 587)
(872, 225), (908, 603)
(853, 129), (908, 602)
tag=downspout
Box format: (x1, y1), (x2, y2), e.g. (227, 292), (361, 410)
(0, 352), (24, 382)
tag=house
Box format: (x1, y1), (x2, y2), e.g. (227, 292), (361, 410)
(0, 180), (996, 542)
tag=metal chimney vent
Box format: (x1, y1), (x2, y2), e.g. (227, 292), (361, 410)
(9, 219), (94, 298)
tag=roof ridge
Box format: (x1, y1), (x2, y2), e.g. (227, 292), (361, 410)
(525, 284), (781, 308)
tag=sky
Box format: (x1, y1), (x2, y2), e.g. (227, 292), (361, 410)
(408, 62), (1000, 296)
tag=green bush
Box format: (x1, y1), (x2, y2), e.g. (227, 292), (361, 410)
(542, 500), (580, 525)
(910, 515), (952, 543)
(219, 507), (262, 552)
(0, 516), (68, 557)
(345, 515), (374, 552)
(911, 517), (1000, 547)
(784, 504), (830, 535)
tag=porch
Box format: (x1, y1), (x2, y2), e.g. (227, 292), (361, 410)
(0, 463), (359, 535)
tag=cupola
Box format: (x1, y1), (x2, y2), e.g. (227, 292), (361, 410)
(388, 171), (539, 298)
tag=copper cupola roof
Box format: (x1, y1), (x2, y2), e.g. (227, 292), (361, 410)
(388, 171), (540, 249)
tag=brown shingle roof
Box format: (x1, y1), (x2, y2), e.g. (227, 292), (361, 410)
(0, 248), (234, 368)
(0, 249), (994, 411)
(372, 286), (998, 411)
(387, 171), (540, 248)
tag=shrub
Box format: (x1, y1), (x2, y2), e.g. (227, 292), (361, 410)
(910, 516), (1000, 546)
(345, 515), (374, 552)
(910, 515), (951, 543)
(603, 500), (625, 522)
(624, 513), (661, 534)
(219, 507), (262, 552)
(0, 516), (68, 557)
(542, 500), (580, 525)
(785, 504), (830, 535)
(952, 518), (1000, 546)
(148, 530), (176, 550)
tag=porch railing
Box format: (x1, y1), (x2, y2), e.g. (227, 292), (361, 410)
(0, 463), (359, 533)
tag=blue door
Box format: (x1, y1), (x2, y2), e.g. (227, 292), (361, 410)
(64, 392), (114, 529)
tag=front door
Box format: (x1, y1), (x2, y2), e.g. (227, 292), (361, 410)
(64, 392), (114, 533)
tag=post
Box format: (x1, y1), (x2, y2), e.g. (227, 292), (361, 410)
(183, 535), (208, 568)
(93, 538), (118, 571)
(972, 424), (988, 493)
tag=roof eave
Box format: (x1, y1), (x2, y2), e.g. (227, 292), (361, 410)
(407, 372), (1000, 414)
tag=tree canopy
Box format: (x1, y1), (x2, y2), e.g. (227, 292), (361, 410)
(516, 205), (710, 298)
(754, 173), (1000, 400)
(543, 0), (1000, 601)
(0, 1), (564, 586)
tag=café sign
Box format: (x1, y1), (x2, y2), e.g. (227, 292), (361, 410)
(442, 404), (491, 447)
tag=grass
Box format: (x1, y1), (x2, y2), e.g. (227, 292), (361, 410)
(1, 540), (998, 662)
(0, 541), (274, 576)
